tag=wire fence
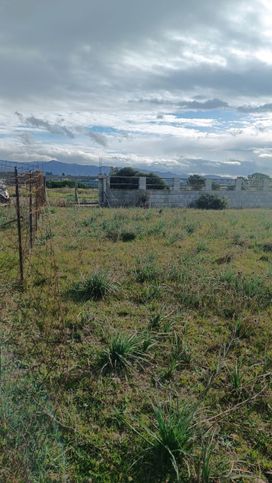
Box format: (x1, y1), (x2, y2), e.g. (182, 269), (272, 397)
(108, 176), (272, 192)
(45, 175), (99, 206)
(0, 167), (46, 287)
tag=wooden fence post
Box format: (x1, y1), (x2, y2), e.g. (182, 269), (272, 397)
(34, 173), (38, 232)
(75, 180), (79, 204)
(15, 167), (24, 286)
(29, 172), (33, 249)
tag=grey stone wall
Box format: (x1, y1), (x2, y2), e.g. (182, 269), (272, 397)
(106, 189), (148, 207)
(106, 189), (272, 209)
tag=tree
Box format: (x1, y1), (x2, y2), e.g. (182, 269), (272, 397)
(110, 167), (166, 190)
(187, 175), (205, 190)
(247, 173), (271, 189)
(248, 172), (270, 181)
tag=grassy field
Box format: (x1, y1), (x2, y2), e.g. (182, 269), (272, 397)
(1, 198), (272, 481)
(47, 187), (99, 206)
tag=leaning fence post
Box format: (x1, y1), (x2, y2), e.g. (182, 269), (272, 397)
(29, 172), (33, 249)
(15, 167), (24, 286)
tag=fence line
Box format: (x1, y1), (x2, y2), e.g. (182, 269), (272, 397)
(0, 167), (46, 287)
(106, 175), (272, 192)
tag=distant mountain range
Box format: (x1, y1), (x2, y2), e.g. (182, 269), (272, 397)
(0, 159), (233, 180)
(0, 160), (111, 176)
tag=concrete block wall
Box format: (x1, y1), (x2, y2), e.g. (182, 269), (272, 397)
(100, 176), (272, 209)
(147, 190), (272, 209)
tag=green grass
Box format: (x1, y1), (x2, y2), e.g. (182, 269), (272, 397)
(1, 199), (272, 481)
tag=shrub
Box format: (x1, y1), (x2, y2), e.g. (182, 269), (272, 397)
(68, 272), (115, 301)
(192, 194), (227, 210)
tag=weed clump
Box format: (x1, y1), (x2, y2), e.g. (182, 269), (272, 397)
(171, 332), (191, 367)
(133, 256), (160, 283)
(234, 318), (257, 339)
(137, 284), (161, 303)
(228, 360), (243, 395)
(68, 272), (115, 301)
(185, 222), (197, 235)
(105, 229), (119, 242)
(139, 403), (196, 481)
(98, 332), (154, 373)
(219, 271), (272, 305)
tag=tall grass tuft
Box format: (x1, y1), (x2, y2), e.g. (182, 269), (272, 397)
(171, 332), (191, 366)
(68, 272), (116, 301)
(140, 403), (196, 481)
(133, 256), (160, 283)
(228, 359), (243, 394)
(198, 436), (214, 482)
(98, 332), (155, 373)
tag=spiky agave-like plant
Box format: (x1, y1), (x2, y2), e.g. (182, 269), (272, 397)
(136, 403), (197, 482)
(99, 332), (155, 373)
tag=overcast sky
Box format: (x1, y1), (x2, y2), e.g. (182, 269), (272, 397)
(1, 0), (272, 175)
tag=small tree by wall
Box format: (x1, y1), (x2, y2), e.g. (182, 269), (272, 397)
(192, 193), (227, 210)
(187, 175), (205, 190)
(247, 173), (271, 189)
(110, 167), (166, 190)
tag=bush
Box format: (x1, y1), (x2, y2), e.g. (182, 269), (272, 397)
(192, 194), (227, 210)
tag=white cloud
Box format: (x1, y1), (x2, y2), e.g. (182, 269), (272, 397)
(1, 0), (272, 175)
